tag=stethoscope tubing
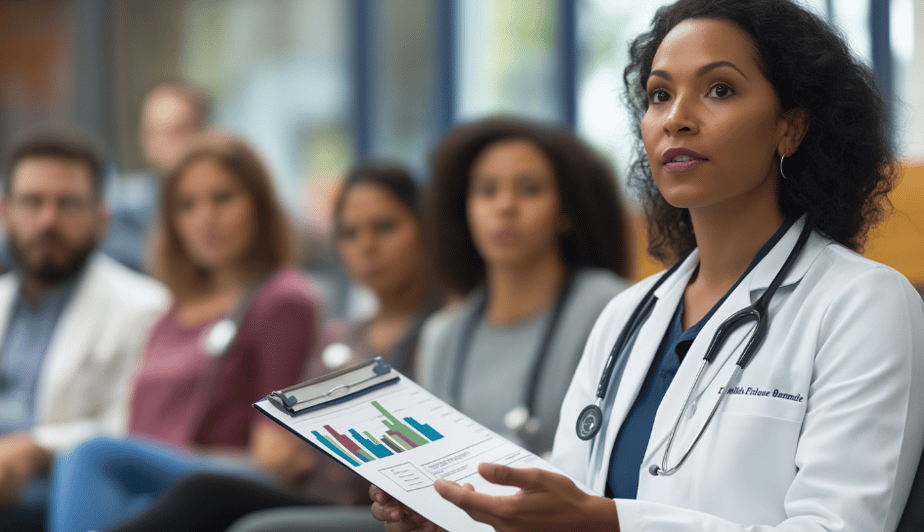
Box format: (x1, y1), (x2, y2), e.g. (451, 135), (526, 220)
(583, 221), (814, 475)
(451, 270), (576, 436)
(652, 362), (743, 476)
(595, 259), (685, 402)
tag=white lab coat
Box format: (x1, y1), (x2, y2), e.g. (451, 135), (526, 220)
(0, 254), (168, 452)
(551, 218), (924, 531)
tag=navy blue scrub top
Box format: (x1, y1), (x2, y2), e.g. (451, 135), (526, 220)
(605, 218), (794, 499)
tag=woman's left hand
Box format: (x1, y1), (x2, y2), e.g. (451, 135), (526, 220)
(432, 462), (620, 532)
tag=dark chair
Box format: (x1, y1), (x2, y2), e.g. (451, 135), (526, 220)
(226, 506), (382, 532)
(897, 427), (924, 531)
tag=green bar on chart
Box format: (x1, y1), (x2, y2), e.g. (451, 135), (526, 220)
(372, 401), (428, 446)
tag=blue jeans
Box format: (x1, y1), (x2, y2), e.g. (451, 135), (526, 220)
(48, 436), (265, 532)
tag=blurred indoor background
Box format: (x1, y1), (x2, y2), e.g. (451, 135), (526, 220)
(1, 0), (921, 310)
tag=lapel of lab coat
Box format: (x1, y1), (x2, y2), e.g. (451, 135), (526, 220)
(589, 251), (699, 490)
(34, 255), (108, 424)
(0, 273), (18, 342)
(640, 217), (828, 472)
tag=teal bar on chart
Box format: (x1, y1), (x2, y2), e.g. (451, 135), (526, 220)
(405, 417), (443, 441)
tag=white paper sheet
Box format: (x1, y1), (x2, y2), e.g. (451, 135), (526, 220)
(255, 372), (586, 532)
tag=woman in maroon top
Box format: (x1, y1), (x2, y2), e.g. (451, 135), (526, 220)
(47, 132), (320, 532)
(73, 161), (439, 532)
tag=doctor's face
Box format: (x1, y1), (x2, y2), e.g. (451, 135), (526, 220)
(641, 18), (792, 219)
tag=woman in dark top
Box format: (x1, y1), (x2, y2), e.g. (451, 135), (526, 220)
(305, 161), (439, 506)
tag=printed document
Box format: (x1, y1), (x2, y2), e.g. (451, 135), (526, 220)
(255, 370), (590, 532)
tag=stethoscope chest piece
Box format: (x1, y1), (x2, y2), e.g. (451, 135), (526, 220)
(203, 318), (237, 358)
(576, 403), (604, 440)
(322, 343), (353, 369)
(504, 404), (540, 435)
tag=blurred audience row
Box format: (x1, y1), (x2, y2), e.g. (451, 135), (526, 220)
(0, 79), (639, 532)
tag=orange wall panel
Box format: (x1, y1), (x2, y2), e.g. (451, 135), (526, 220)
(864, 163), (924, 285)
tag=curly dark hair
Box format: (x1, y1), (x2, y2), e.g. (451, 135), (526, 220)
(623, 0), (898, 263)
(428, 116), (632, 295)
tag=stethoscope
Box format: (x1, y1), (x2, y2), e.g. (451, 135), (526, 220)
(189, 276), (267, 441)
(576, 221), (813, 477)
(451, 270), (576, 438)
(200, 277), (266, 358)
(320, 301), (440, 372)
(203, 318), (239, 357)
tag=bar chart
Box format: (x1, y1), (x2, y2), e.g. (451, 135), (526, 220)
(255, 371), (576, 532)
(312, 400), (444, 467)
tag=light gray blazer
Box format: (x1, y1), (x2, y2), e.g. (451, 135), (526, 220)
(0, 254), (168, 452)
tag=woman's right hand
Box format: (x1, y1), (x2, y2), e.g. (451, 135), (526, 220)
(369, 484), (447, 532)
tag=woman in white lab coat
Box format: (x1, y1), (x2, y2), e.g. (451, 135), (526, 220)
(370, 0), (924, 530)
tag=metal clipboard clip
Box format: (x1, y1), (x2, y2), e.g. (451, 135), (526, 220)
(266, 357), (399, 416)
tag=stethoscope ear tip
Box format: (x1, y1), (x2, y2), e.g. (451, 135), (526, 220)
(649, 464), (661, 476)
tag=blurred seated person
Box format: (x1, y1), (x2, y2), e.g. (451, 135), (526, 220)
(0, 80), (208, 274)
(84, 161), (439, 532)
(321, 163), (437, 368)
(104, 79), (210, 272)
(47, 132), (320, 532)
(417, 116), (633, 456)
(0, 132), (167, 529)
(306, 161), (440, 504)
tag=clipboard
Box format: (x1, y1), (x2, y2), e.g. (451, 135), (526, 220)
(266, 357), (398, 416)
(254, 357), (594, 532)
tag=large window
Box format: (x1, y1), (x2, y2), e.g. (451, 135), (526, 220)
(892, 0), (923, 159)
(12, 0), (911, 192)
(456, 0), (560, 123)
(181, 0), (352, 232)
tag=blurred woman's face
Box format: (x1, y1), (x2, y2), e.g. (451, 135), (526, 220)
(466, 139), (567, 270)
(336, 183), (425, 298)
(173, 157), (257, 272)
(641, 18), (792, 220)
